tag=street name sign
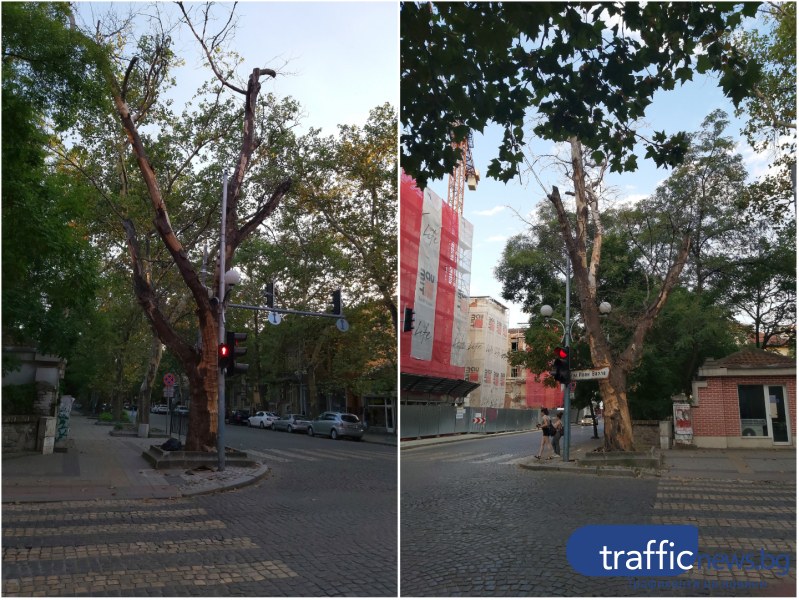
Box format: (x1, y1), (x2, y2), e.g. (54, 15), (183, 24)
(571, 367), (609, 381)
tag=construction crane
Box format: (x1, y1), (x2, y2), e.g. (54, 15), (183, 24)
(446, 128), (479, 215)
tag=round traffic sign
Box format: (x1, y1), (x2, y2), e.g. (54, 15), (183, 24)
(163, 373), (175, 387)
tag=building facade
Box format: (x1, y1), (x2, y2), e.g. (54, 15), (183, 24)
(504, 329), (563, 410)
(464, 297), (509, 408)
(400, 172), (479, 403)
(690, 349), (796, 448)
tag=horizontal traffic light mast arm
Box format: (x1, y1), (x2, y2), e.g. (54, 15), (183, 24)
(227, 303), (343, 318)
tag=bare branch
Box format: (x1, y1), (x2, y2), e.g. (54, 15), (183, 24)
(177, 1), (247, 95)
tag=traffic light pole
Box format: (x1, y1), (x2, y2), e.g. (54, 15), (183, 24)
(563, 253), (572, 462)
(217, 169), (229, 472)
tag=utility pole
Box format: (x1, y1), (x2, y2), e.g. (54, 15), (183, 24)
(217, 170), (229, 472)
(562, 253), (572, 462)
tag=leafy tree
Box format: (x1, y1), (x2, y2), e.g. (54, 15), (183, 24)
(230, 105), (397, 414)
(731, 2), (796, 229)
(721, 219), (796, 352)
(732, 2), (795, 154)
(2, 2), (103, 361)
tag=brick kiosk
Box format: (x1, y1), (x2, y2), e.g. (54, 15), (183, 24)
(690, 349), (796, 448)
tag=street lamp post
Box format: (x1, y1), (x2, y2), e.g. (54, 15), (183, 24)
(540, 254), (610, 462)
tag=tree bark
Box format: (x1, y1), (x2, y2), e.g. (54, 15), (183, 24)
(546, 138), (693, 451)
(103, 43), (289, 450)
(137, 332), (163, 425)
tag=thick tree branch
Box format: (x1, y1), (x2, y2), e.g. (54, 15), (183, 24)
(234, 178), (292, 246)
(121, 218), (197, 367)
(105, 69), (213, 316)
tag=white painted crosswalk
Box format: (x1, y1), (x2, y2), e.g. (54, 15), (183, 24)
(247, 447), (396, 465)
(652, 478), (796, 590)
(1, 499), (297, 596)
(401, 448), (528, 465)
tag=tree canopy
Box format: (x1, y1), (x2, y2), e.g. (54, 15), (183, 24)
(401, 1), (762, 188)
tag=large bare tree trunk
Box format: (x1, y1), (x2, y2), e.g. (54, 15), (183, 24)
(547, 138), (692, 451)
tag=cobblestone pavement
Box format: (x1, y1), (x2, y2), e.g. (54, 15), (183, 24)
(3, 442), (397, 596)
(401, 436), (796, 597)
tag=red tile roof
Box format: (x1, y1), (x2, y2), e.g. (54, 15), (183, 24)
(705, 348), (795, 369)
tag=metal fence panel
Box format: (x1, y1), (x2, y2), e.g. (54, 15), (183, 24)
(401, 405), (540, 439)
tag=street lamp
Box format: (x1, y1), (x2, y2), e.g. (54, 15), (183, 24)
(224, 268), (241, 286)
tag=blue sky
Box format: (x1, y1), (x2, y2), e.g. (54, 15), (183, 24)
(426, 72), (774, 327)
(75, 1), (399, 136)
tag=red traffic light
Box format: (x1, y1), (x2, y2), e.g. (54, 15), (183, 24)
(555, 346), (569, 359)
(219, 343), (230, 358)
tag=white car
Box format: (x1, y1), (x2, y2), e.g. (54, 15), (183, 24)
(248, 411), (279, 429)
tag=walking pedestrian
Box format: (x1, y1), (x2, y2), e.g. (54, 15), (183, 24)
(535, 408), (554, 460)
(551, 411), (564, 458)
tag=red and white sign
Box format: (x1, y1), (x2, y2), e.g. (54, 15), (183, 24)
(472, 416), (486, 425)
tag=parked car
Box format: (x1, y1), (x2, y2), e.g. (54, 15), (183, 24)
(307, 412), (365, 440)
(229, 409), (251, 426)
(174, 406), (189, 416)
(248, 411), (279, 428)
(272, 414), (311, 433)
(151, 404), (168, 414)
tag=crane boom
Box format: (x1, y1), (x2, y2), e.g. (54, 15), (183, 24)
(446, 129), (479, 214)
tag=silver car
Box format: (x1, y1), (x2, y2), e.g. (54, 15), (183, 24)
(307, 412), (364, 440)
(271, 413), (310, 433)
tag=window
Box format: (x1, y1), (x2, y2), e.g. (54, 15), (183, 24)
(511, 340), (518, 352)
(510, 367), (519, 379)
(738, 385), (768, 437)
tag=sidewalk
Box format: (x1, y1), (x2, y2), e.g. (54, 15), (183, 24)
(2, 415), (396, 504)
(402, 429), (797, 482)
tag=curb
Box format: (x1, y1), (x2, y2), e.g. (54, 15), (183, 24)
(179, 463), (272, 497)
(518, 460), (664, 478)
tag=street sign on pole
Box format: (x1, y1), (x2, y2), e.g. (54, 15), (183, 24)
(163, 373), (175, 387)
(570, 367), (610, 381)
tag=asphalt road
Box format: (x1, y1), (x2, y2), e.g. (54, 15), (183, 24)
(400, 430), (796, 597)
(3, 418), (398, 597)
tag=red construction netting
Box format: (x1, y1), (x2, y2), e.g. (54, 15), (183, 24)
(400, 172), (464, 381)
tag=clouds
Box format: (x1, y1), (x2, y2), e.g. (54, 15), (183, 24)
(473, 205), (506, 217)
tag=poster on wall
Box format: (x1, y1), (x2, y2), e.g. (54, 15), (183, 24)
(673, 402), (693, 437)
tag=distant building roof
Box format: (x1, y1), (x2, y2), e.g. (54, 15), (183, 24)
(705, 348), (795, 368)
(468, 296), (510, 311)
(698, 348), (795, 378)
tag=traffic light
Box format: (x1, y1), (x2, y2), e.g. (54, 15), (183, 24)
(403, 307), (415, 332)
(331, 289), (342, 315)
(218, 341), (231, 372)
(224, 331), (249, 376)
(265, 281), (275, 308)
(550, 346), (570, 384)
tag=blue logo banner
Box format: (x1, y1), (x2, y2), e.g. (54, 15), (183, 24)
(567, 525), (699, 577)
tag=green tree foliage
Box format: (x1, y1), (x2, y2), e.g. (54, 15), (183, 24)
(721, 219), (796, 353)
(732, 3), (796, 229)
(231, 105), (398, 410)
(2, 2), (103, 359)
(401, 1), (761, 187)
(732, 2), (796, 153)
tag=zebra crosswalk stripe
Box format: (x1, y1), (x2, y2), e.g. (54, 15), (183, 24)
(473, 454), (517, 463)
